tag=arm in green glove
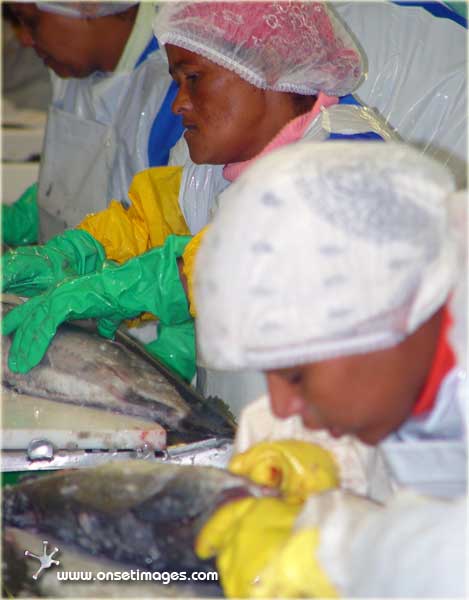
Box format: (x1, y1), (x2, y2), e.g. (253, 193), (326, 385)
(3, 235), (192, 373)
(2, 183), (39, 246)
(145, 320), (196, 382)
(2, 229), (106, 297)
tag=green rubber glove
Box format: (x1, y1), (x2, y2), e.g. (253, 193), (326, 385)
(2, 229), (106, 297)
(3, 235), (192, 373)
(145, 320), (196, 382)
(2, 183), (39, 246)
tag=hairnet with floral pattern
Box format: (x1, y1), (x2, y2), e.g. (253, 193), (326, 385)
(153, 1), (363, 96)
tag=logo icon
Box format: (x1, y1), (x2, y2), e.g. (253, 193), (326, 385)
(24, 540), (60, 579)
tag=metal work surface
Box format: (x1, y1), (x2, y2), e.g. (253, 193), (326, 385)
(2, 437), (234, 472)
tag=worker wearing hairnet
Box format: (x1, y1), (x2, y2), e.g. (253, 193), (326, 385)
(191, 141), (467, 597)
(2, 1), (184, 245)
(3, 2), (395, 385)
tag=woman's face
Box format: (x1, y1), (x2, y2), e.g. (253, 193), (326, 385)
(9, 4), (100, 78)
(265, 355), (418, 446)
(166, 44), (296, 165)
(265, 310), (442, 446)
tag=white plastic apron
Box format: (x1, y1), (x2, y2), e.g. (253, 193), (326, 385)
(335, 1), (467, 187)
(374, 366), (467, 500)
(38, 104), (115, 241)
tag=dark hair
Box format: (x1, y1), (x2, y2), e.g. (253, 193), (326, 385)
(3, 3), (20, 25)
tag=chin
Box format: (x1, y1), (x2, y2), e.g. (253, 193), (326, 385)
(356, 431), (384, 446)
(187, 143), (224, 166)
(300, 418), (323, 432)
(188, 153), (205, 165)
(189, 153), (223, 166)
(48, 64), (73, 78)
(49, 63), (90, 79)
(187, 145), (206, 164)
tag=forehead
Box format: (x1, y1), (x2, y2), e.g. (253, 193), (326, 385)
(268, 363), (313, 378)
(165, 44), (219, 72)
(268, 354), (360, 380)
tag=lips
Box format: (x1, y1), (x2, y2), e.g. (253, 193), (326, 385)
(183, 125), (198, 141)
(183, 121), (197, 131)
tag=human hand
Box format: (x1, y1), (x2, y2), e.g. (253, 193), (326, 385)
(2, 229), (105, 297)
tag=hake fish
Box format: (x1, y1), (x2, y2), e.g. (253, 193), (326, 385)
(2, 298), (235, 442)
(3, 462), (274, 596)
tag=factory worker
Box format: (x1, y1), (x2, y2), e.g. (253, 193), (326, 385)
(2, 1), (394, 386)
(2, 4), (51, 111)
(2, 1), (184, 245)
(191, 141), (467, 597)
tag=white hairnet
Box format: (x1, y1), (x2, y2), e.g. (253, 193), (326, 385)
(36, 2), (137, 18)
(195, 142), (461, 371)
(153, 1), (363, 96)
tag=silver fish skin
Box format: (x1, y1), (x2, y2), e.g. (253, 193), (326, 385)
(3, 462), (273, 577)
(2, 299), (235, 440)
(2, 325), (188, 428)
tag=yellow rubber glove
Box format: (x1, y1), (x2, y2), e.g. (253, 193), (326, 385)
(78, 166), (191, 327)
(77, 166), (190, 264)
(252, 528), (339, 598)
(181, 225), (209, 317)
(196, 497), (302, 598)
(229, 440), (340, 503)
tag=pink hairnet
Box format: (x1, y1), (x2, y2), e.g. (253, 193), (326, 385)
(153, 1), (363, 96)
(36, 2), (137, 19)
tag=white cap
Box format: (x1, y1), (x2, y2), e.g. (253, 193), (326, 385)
(195, 142), (460, 371)
(153, 1), (363, 96)
(36, 2), (137, 19)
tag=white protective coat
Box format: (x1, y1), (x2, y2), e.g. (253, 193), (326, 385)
(297, 488), (466, 597)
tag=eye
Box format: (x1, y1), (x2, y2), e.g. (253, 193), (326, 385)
(18, 17), (38, 36)
(280, 369), (303, 386)
(288, 372), (303, 385)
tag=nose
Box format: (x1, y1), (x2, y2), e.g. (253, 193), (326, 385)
(266, 372), (306, 420)
(171, 83), (192, 115)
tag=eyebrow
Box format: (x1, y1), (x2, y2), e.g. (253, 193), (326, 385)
(168, 60), (198, 76)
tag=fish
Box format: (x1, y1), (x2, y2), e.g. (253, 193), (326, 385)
(2, 297), (235, 443)
(2, 462), (274, 596)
